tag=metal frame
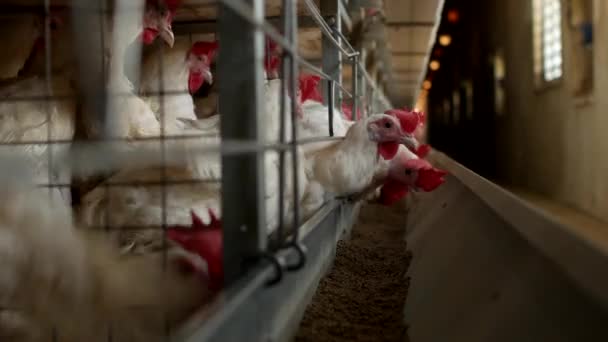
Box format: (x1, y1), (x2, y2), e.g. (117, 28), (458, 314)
(176, 201), (360, 342)
(0, 0), (394, 340)
(175, 0), (393, 339)
(218, 0), (268, 283)
(320, 0), (343, 109)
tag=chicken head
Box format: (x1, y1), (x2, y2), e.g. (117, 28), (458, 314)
(384, 108), (421, 152)
(142, 0), (181, 47)
(378, 157), (447, 205)
(187, 40), (219, 93)
(299, 73), (323, 104)
(366, 114), (414, 160)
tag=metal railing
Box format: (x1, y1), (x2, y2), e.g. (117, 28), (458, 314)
(0, 0), (394, 340)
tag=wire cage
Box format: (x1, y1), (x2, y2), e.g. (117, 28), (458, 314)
(0, 0), (394, 341)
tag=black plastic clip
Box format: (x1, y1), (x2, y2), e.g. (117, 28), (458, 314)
(285, 242), (308, 271)
(260, 252), (285, 286)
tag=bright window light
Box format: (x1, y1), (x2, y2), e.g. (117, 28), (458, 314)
(533, 0), (563, 82)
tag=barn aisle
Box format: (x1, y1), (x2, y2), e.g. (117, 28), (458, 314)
(295, 201), (411, 342)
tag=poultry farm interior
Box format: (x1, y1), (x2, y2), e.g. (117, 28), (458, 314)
(2, 0), (608, 341)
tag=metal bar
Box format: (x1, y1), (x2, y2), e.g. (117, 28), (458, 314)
(287, 0), (302, 243)
(43, 0), (54, 202)
(276, 0), (300, 249)
(218, 0), (267, 284)
(193, 0), (353, 99)
(339, 0), (353, 32)
(70, 0), (108, 137)
(358, 48), (368, 117)
(331, 23), (358, 56)
(176, 201), (358, 342)
(351, 54), (359, 120)
(369, 86), (375, 113)
(321, 0), (343, 109)
(302, 0), (358, 57)
(328, 80), (335, 136)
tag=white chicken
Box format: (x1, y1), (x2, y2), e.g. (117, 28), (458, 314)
(0, 173), (211, 342)
(79, 39), (308, 250)
(77, 116), (223, 253)
(0, 67), (76, 205)
(138, 37), (218, 133)
(304, 113), (418, 198)
(0, 14), (45, 79)
(0, 1), (180, 204)
(19, 1), (178, 141)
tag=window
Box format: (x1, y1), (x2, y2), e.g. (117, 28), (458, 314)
(533, 0), (563, 84)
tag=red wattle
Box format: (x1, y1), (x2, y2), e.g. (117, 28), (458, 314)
(141, 28), (159, 45)
(189, 72), (204, 94)
(378, 142), (399, 160)
(379, 180), (409, 206)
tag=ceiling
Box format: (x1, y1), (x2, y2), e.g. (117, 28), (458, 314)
(382, 0), (444, 106)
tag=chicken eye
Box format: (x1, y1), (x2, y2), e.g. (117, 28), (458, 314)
(384, 121), (392, 129)
(405, 169), (412, 175)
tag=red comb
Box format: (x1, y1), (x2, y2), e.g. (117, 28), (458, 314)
(417, 111), (426, 125)
(378, 179), (409, 206)
(190, 40), (219, 60)
(298, 74), (323, 104)
(415, 144), (431, 158)
(264, 37), (281, 75)
(415, 166), (447, 192)
(400, 107), (426, 126)
(165, 0), (181, 11)
(167, 210), (223, 291)
(385, 109), (420, 134)
(146, 0), (181, 12)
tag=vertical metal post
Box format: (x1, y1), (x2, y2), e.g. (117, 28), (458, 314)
(71, 0), (108, 136)
(321, 0), (342, 110)
(368, 84), (376, 114)
(277, 0), (300, 247)
(359, 48), (368, 117)
(327, 80), (335, 136)
(286, 0), (301, 240)
(218, 0), (266, 284)
(351, 55), (359, 120)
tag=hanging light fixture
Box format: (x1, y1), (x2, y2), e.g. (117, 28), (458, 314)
(439, 34), (452, 46)
(429, 60), (440, 71)
(423, 80), (432, 90)
(447, 9), (460, 23)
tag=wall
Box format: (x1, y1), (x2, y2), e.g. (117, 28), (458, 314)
(427, 0), (608, 222)
(493, 0), (608, 222)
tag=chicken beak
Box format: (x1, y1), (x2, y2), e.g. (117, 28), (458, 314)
(202, 68), (213, 84)
(159, 25), (175, 48)
(401, 134), (419, 151)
